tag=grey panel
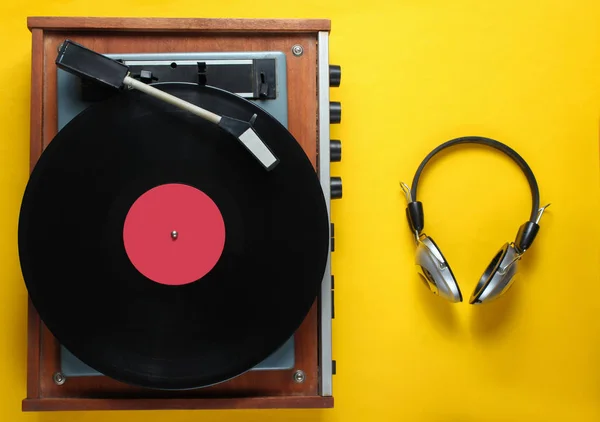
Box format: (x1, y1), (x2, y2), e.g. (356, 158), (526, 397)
(56, 50), (296, 378)
(57, 51), (288, 131)
(61, 336), (295, 377)
(317, 31), (333, 397)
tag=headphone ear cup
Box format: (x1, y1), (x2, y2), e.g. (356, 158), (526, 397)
(415, 236), (462, 302)
(469, 243), (519, 304)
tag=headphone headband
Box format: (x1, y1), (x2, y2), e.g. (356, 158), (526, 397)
(409, 136), (540, 222)
(403, 136), (546, 254)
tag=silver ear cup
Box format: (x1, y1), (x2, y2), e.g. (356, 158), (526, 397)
(415, 236), (462, 302)
(469, 243), (520, 304)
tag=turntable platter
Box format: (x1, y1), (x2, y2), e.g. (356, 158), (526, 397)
(18, 83), (329, 390)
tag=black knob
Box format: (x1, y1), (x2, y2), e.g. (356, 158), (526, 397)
(330, 140), (342, 162)
(331, 177), (342, 199)
(330, 102), (341, 124)
(329, 65), (341, 87)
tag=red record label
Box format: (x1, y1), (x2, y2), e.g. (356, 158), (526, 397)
(123, 183), (226, 286)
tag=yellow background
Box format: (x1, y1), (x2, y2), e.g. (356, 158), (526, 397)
(1, 0), (599, 421)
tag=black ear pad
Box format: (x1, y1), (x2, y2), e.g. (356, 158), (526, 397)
(469, 243), (520, 304)
(415, 236), (462, 303)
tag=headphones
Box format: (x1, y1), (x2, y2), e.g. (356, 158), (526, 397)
(400, 136), (549, 304)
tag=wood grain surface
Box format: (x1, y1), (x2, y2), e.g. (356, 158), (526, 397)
(26, 28), (44, 401)
(27, 17), (331, 32)
(22, 396), (334, 411)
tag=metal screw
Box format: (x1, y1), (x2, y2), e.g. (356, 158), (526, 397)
(53, 372), (66, 386)
(292, 45), (304, 56)
(171, 230), (178, 240)
(293, 369), (305, 383)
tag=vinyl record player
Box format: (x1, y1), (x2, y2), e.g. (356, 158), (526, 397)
(21, 16), (342, 411)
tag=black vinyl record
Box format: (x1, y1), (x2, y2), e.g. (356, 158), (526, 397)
(18, 83), (329, 390)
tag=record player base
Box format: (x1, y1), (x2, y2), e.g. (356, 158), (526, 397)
(24, 16), (334, 412)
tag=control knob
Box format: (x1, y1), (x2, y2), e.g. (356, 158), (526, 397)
(329, 65), (341, 87)
(330, 140), (342, 162)
(331, 177), (342, 199)
(330, 102), (341, 124)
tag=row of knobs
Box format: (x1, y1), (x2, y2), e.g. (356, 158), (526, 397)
(329, 65), (342, 200)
